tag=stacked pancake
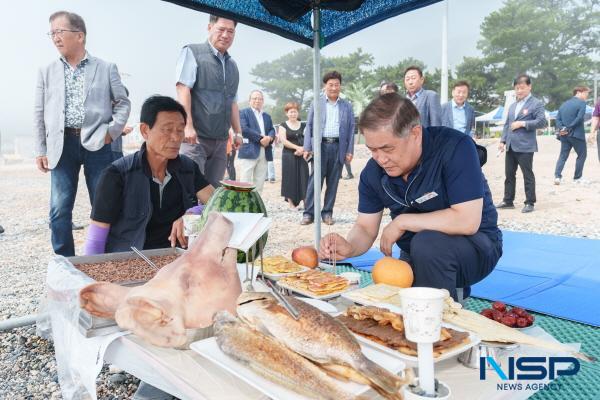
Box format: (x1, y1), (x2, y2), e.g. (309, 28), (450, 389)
(279, 270), (349, 296)
(337, 305), (470, 357)
(262, 256), (304, 274)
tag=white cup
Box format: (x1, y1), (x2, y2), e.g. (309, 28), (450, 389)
(399, 287), (446, 343)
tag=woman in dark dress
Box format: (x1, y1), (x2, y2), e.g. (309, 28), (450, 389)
(279, 102), (309, 209)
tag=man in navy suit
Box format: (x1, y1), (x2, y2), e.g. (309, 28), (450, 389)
(404, 66), (442, 128)
(554, 86), (590, 184)
(441, 81), (476, 137)
(496, 74), (547, 213)
(238, 90), (275, 193)
(302, 71), (355, 225)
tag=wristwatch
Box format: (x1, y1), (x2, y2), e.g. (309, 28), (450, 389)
(234, 132), (243, 140)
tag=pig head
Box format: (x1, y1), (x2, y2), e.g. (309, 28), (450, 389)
(79, 212), (242, 347)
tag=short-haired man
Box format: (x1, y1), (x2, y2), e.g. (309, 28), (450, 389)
(319, 95), (502, 301)
(302, 71), (355, 226)
(83, 96), (214, 255)
(238, 90), (275, 193)
(496, 74), (547, 213)
(590, 98), (600, 161)
(34, 11), (131, 257)
(441, 81), (476, 137)
(380, 81), (399, 95)
(175, 15), (242, 187)
(404, 66), (442, 128)
(553, 86), (590, 184)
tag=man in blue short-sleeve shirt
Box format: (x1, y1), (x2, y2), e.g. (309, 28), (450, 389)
(319, 94), (502, 300)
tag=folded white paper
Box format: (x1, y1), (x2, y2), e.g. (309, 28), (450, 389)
(220, 212), (272, 253)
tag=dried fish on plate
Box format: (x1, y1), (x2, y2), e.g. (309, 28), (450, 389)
(214, 311), (362, 400)
(237, 292), (410, 396)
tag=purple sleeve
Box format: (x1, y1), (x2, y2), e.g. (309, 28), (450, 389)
(83, 224), (110, 255)
(594, 102), (600, 117)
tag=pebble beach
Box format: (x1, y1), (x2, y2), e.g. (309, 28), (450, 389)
(1, 135), (599, 399)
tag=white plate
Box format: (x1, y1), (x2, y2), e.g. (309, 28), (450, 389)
(276, 280), (352, 300)
(259, 265), (310, 281)
(351, 325), (480, 366)
(341, 289), (404, 311)
(190, 337), (406, 400)
(295, 297), (339, 314)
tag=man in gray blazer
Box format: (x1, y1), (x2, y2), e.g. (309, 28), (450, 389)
(302, 71), (355, 226)
(441, 80), (476, 137)
(554, 86), (590, 184)
(404, 66), (442, 128)
(34, 11), (130, 256)
(496, 74), (547, 213)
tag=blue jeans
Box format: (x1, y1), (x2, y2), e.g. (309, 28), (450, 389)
(50, 134), (113, 256)
(304, 142), (343, 219)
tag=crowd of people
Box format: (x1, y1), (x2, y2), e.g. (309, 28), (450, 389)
(26, 9), (600, 399)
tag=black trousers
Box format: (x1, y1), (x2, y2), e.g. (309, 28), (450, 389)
(554, 137), (587, 180)
(504, 148), (535, 205)
(400, 230), (502, 301)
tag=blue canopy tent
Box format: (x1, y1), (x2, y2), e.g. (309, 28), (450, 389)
(548, 105), (595, 119)
(162, 0), (442, 247)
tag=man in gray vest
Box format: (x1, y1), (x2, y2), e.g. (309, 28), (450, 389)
(175, 14), (242, 187)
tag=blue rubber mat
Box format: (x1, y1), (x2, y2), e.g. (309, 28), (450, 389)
(339, 244), (400, 271)
(471, 231), (600, 327)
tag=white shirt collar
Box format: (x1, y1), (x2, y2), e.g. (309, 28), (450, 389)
(452, 100), (465, 110)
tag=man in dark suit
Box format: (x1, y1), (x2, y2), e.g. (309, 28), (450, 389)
(404, 66), (442, 128)
(496, 74), (547, 213)
(302, 71), (355, 225)
(441, 80), (476, 137)
(238, 90), (275, 193)
(554, 86), (590, 184)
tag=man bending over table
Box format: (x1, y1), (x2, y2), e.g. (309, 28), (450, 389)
(319, 94), (502, 301)
(83, 95), (214, 255)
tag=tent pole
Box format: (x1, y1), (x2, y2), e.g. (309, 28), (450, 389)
(312, 7), (322, 250)
(440, 0), (448, 104)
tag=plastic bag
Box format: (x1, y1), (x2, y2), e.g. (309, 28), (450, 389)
(36, 256), (127, 400)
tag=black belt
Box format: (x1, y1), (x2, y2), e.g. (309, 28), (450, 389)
(64, 127), (82, 136)
(322, 137), (339, 143)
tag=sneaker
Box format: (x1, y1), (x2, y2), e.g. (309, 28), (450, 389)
(72, 222), (84, 230)
(554, 177), (561, 185)
(269, 179), (275, 183)
(574, 178), (589, 184)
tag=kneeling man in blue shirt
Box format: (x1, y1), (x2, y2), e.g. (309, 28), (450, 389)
(320, 94), (502, 300)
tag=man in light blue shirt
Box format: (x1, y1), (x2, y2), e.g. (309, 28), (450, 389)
(441, 81), (476, 136)
(302, 71), (355, 226)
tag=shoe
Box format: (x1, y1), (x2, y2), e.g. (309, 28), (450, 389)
(322, 215), (334, 225)
(269, 179), (275, 183)
(554, 177), (561, 185)
(300, 216), (313, 225)
(0, 225), (4, 234)
(495, 201), (515, 209)
(521, 204), (534, 213)
(71, 222), (84, 230)
(342, 174), (354, 180)
(574, 178), (589, 184)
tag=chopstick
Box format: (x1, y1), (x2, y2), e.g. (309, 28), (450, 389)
(131, 246), (159, 270)
(264, 279), (300, 320)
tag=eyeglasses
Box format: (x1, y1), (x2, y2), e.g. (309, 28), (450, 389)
(47, 29), (80, 38)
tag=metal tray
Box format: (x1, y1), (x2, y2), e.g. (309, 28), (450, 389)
(65, 247), (185, 338)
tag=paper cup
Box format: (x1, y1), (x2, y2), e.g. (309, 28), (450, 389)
(399, 287), (446, 343)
